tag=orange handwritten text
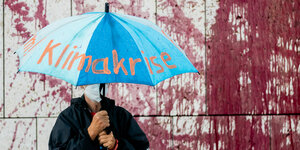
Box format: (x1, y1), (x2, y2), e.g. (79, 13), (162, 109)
(129, 58), (142, 75)
(113, 50), (128, 75)
(37, 40), (177, 76)
(37, 40), (61, 65)
(92, 58), (111, 74)
(24, 35), (47, 56)
(161, 52), (177, 69)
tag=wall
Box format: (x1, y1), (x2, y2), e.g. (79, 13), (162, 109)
(0, 0), (299, 149)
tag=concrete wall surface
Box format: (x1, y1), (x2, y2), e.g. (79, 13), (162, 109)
(0, 0), (299, 149)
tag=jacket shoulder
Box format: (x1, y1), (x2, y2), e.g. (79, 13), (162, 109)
(114, 106), (130, 113)
(113, 106), (134, 120)
(58, 106), (74, 118)
(58, 97), (85, 119)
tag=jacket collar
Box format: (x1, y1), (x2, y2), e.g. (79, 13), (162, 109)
(71, 95), (115, 112)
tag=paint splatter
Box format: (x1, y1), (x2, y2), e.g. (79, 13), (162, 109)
(5, 0), (71, 118)
(4, 3), (71, 150)
(156, 0), (205, 115)
(73, 0), (97, 14)
(207, 0), (300, 114)
(136, 117), (173, 149)
(34, 0), (49, 28)
(271, 115), (300, 149)
(171, 116), (271, 149)
(5, 0), (33, 40)
(108, 0), (151, 19)
(9, 121), (22, 150)
(4, 1), (72, 148)
(17, 119), (35, 149)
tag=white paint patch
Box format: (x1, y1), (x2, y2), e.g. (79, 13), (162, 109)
(217, 140), (225, 149)
(228, 4), (249, 42)
(238, 74), (244, 85)
(290, 78), (294, 96)
(246, 116), (252, 121)
(160, 117), (172, 133)
(243, 48), (249, 55)
(201, 119), (210, 134)
(286, 137), (291, 145)
(290, 119), (295, 132)
(200, 143), (210, 150)
(238, 71), (251, 87)
(162, 79), (169, 90)
(268, 101), (273, 111)
(280, 121), (289, 134)
(123, 85), (129, 96)
(138, 92), (150, 114)
(229, 117), (236, 136)
(206, 0), (220, 38)
(261, 117), (268, 134)
(218, 140), (222, 149)
(173, 117), (197, 136)
(297, 120), (300, 134)
(218, 124), (222, 134)
(202, 104), (206, 113)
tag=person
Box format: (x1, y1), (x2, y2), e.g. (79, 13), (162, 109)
(49, 84), (149, 150)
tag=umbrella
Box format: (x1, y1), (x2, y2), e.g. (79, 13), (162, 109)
(16, 3), (198, 86)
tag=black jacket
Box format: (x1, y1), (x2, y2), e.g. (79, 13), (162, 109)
(49, 95), (149, 150)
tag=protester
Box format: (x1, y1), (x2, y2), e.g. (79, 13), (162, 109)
(49, 84), (149, 150)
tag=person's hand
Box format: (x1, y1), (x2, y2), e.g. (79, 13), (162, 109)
(88, 110), (110, 140)
(98, 131), (116, 149)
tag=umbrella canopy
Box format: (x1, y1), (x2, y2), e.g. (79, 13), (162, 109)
(16, 11), (198, 86)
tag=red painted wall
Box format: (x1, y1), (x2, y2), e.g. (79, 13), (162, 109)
(1, 0), (299, 149)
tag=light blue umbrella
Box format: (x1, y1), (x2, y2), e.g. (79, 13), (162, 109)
(16, 3), (198, 86)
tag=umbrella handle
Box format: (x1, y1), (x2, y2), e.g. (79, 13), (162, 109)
(105, 2), (109, 13)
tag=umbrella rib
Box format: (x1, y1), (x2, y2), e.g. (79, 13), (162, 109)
(110, 15), (155, 85)
(65, 15), (106, 86)
(36, 14), (100, 43)
(111, 13), (162, 33)
(111, 13), (186, 57)
(111, 14), (170, 55)
(112, 14), (182, 85)
(115, 17), (163, 60)
(67, 15), (104, 48)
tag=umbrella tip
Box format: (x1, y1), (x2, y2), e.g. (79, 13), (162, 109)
(105, 2), (109, 13)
